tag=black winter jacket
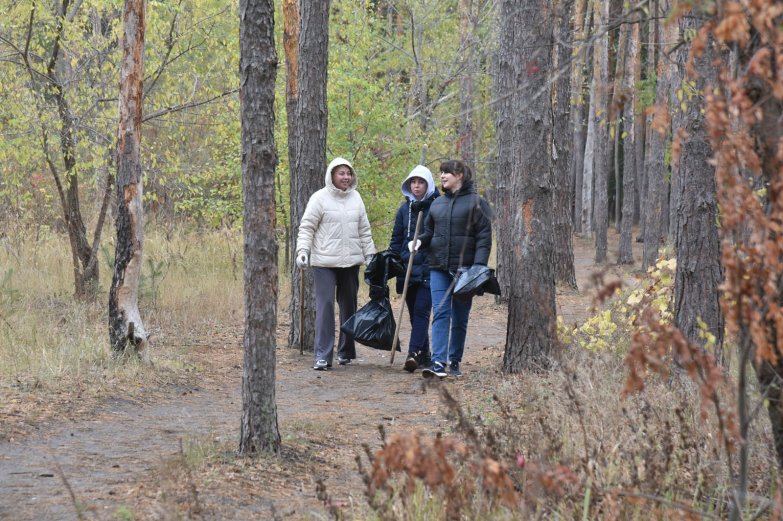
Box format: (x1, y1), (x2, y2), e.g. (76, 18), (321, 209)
(418, 182), (492, 273)
(389, 192), (439, 293)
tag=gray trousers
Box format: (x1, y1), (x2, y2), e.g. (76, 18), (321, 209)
(313, 266), (359, 363)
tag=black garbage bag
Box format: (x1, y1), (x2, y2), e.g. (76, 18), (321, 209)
(453, 265), (501, 302)
(341, 297), (401, 351)
(365, 250), (405, 287)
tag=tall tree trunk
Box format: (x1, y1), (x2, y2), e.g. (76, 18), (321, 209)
(581, 75), (596, 238)
(458, 0), (476, 169)
(492, 0), (515, 304)
(499, 0), (557, 372)
(281, 0), (300, 273)
(570, 0), (589, 233)
(552, 0), (576, 288)
(592, 0), (610, 263)
(618, 19), (639, 265)
(673, 13), (724, 360)
(288, 0), (330, 351)
(238, 0), (281, 455)
(109, 0), (148, 357)
(642, 0), (673, 270)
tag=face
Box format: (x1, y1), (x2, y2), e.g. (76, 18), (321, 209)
(331, 166), (353, 191)
(440, 171), (463, 193)
(409, 177), (428, 199)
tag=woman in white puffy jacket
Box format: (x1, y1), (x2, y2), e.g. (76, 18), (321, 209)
(295, 157), (376, 370)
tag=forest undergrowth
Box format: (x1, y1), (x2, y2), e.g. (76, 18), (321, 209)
(0, 228), (780, 520)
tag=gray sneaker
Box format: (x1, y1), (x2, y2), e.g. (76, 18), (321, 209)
(337, 356), (352, 365)
(313, 359), (328, 371)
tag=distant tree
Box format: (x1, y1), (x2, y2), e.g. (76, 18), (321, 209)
(552, 0), (576, 288)
(570, 0), (589, 234)
(592, 0), (610, 263)
(618, 17), (640, 265)
(496, 0), (558, 372)
(288, 0), (331, 352)
(238, 0), (281, 455)
(108, 0), (148, 357)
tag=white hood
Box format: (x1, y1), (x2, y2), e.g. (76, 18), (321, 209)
(401, 165), (436, 201)
(325, 157), (357, 192)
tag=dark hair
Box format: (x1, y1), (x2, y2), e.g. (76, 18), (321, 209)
(439, 160), (472, 184)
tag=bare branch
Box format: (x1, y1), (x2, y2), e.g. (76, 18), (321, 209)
(142, 88), (238, 122)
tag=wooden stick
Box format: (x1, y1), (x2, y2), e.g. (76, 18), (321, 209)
(299, 267), (305, 356)
(390, 210), (424, 364)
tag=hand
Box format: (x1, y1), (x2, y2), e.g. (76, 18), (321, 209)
(408, 239), (421, 252)
(295, 251), (308, 268)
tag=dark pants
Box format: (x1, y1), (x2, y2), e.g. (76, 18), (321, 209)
(405, 284), (431, 357)
(313, 266), (359, 364)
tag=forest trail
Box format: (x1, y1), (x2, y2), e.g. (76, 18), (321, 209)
(0, 231), (640, 520)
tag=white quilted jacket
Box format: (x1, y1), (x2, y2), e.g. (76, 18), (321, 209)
(296, 157), (376, 268)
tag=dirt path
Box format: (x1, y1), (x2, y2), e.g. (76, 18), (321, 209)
(0, 231), (639, 520)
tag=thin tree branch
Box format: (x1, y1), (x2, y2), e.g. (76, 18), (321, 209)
(141, 88), (238, 122)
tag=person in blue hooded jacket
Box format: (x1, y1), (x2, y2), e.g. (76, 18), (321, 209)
(389, 165), (439, 372)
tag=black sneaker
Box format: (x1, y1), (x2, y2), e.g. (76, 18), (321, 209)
(337, 356), (352, 366)
(450, 361), (463, 378)
(422, 362), (447, 379)
(415, 351), (431, 368)
(403, 356), (418, 373)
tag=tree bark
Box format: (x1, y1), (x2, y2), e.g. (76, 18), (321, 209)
(552, 0), (576, 288)
(498, 0), (558, 372)
(618, 19), (639, 265)
(238, 0), (281, 455)
(641, 1), (673, 270)
(288, 0), (330, 351)
(109, 0), (148, 357)
(570, 0), (589, 233)
(592, 0), (610, 263)
(673, 14), (724, 360)
(458, 0), (476, 168)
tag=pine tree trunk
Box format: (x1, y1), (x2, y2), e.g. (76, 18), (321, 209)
(288, 0), (330, 351)
(592, 0), (610, 263)
(618, 20), (639, 265)
(109, 0), (148, 357)
(458, 0), (476, 168)
(570, 0), (589, 233)
(552, 0), (576, 288)
(238, 0), (281, 455)
(499, 0), (557, 372)
(673, 13), (724, 359)
(642, 1), (673, 270)
(581, 77), (596, 238)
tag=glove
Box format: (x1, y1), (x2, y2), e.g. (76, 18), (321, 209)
(295, 251), (308, 268)
(408, 239), (421, 252)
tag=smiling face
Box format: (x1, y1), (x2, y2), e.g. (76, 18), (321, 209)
(409, 177), (428, 200)
(331, 165), (354, 191)
(440, 170), (463, 193)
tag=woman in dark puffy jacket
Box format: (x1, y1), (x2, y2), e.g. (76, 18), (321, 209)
(389, 165), (439, 373)
(411, 160), (492, 379)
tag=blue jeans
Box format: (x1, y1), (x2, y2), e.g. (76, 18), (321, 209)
(429, 270), (472, 366)
(405, 284), (431, 356)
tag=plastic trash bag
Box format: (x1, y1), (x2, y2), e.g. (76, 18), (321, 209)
(365, 250), (405, 287)
(341, 297), (401, 351)
(453, 265), (501, 302)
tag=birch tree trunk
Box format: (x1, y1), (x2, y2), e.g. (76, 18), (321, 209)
(238, 0), (281, 454)
(288, 0), (330, 351)
(109, 0), (148, 358)
(499, 0), (557, 372)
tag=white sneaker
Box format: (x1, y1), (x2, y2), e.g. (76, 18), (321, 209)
(313, 359), (328, 370)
